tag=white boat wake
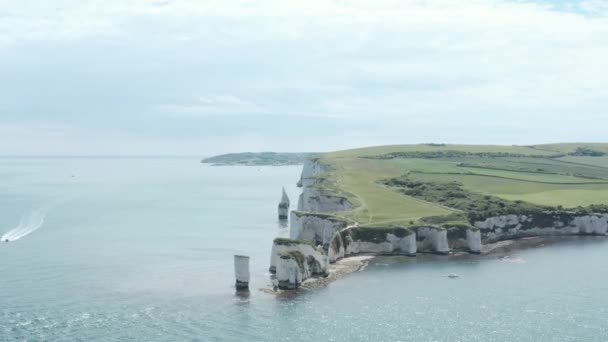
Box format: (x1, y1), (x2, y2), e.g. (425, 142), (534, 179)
(1, 208), (48, 242)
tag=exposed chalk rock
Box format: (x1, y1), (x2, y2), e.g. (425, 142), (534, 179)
(416, 227), (450, 254)
(466, 229), (481, 254)
(474, 213), (608, 243)
(289, 211), (350, 245)
(296, 187), (353, 213)
(346, 232), (417, 256)
(293, 157), (352, 214)
(297, 158), (328, 188)
(328, 227), (417, 262)
(269, 238), (329, 276)
(447, 226), (481, 254)
(271, 239), (329, 290)
(276, 254), (302, 290)
(278, 187), (290, 220)
(572, 215), (608, 235)
(234, 255), (250, 290)
(446, 226), (467, 251)
(327, 231), (345, 263)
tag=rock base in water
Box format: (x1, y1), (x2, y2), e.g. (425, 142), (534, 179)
(235, 280), (249, 290)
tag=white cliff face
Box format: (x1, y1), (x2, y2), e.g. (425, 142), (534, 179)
(416, 227), (450, 254)
(273, 242), (329, 290)
(474, 213), (608, 243)
(327, 232), (345, 263)
(572, 215), (608, 234)
(289, 211), (349, 245)
(466, 229), (481, 254)
(475, 214), (522, 230)
(295, 158), (353, 213)
(446, 227), (481, 254)
(297, 187), (353, 213)
(346, 233), (417, 256)
(298, 158), (328, 188)
(475, 215), (532, 230)
(275, 256), (302, 290)
(328, 228), (417, 262)
(269, 240), (329, 275)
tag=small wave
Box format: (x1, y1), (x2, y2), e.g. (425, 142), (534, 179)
(499, 255), (526, 264)
(1, 208), (48, 242)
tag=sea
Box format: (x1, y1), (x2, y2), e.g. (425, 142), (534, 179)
(1, 157), (608, 341)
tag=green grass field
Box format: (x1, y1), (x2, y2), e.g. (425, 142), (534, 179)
(318, 143), (608, 227)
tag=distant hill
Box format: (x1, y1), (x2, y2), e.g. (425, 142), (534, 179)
(201, 152), (316, 166)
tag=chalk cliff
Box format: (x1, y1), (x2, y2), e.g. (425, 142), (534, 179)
(415, 227), (450, 254)
(297, 187), (353, 212)
(328, 227), (417, 262)
(474, 213), (608, 242)
(446, 226), (481, 254)
(269, 238), (328, 274)
(295, 158), (352, 213)
(289, 211), (350, 246)
(270, 238), (329, 290)
(297, 158), (328, 188)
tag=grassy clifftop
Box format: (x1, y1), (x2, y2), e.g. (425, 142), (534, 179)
(315, 143), (608, 227)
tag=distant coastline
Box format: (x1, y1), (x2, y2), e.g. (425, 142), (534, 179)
(201, 152), (316, 166)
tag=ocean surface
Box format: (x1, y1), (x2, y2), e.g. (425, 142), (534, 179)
(2, 158), (608, 341)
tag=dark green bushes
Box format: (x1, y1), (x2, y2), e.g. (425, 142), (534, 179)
(571, 147), (606, 157)
(342, 226), (412, 244)
(383, 175), (608, 224)
(383, 176), (547, 222)
(366, 151), (563, 160)
(274, 237), (316, 247)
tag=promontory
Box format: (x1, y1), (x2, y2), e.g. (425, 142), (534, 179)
(270, 143), (608, 290)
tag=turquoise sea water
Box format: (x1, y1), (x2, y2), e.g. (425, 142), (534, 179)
(2, 158), (608, 341)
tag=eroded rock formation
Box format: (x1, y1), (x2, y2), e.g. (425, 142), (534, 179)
(289, 211), (350, 246)
(278, 187), (290, 220)
(474, 213), (608, 242)
(270, 238), (329, 290)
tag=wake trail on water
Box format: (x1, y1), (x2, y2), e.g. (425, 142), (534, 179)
(1, 207), (49, 242)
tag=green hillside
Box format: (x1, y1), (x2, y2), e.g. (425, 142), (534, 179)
(316, 143), (608, 227)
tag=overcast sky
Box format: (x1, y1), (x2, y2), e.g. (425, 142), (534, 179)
(1, 0), (607, 155)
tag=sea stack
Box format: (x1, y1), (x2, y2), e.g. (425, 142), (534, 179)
(234, 255), (250, 290)
(278, 187), (290, 220)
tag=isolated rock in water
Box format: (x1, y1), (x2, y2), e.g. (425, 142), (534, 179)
(234, 255), (250, 290)
(278, 187), (290, 220)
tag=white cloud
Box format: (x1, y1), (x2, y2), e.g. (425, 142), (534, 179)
(160, 95), (265, 117)
(1, 0), (607, 154)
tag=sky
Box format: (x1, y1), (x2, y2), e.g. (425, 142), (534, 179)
(1, 0), (607, 156)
